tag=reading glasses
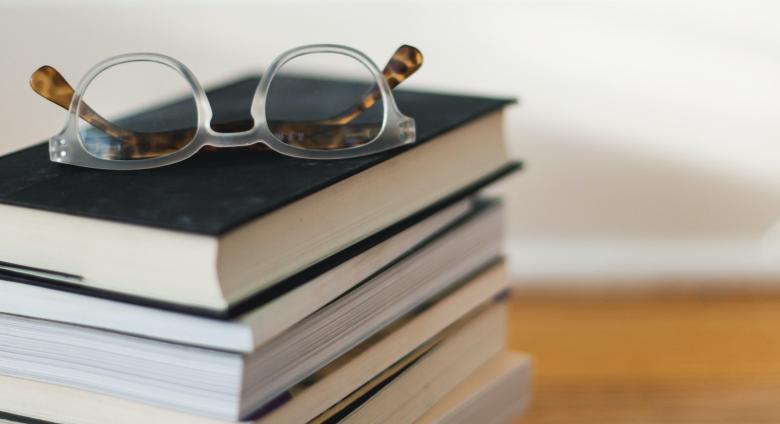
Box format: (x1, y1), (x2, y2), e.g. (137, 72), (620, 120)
(30, 44), (422, 170)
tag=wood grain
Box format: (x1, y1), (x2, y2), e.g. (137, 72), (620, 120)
(507, 292), (780, 423)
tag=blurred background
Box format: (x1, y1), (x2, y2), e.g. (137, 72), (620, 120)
(4, 1), (780, 423)
(3, 0), (780, 288)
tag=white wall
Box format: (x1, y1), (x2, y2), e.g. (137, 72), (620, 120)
(2, 0), (780, 284)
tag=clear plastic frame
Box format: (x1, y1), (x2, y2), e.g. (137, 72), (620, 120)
(30, 44), (422, 170)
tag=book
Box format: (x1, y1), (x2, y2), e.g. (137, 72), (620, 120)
(0, 197), (474, 352)
(0, 201), (504, 420)
(0, 76), (517, 312)
(0, 262), (510, 424)
(416, 351), (532, 424)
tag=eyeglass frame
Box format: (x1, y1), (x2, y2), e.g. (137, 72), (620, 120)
(46, 44), (417, 171)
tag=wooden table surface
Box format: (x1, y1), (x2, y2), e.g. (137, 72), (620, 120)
(507, 292), (780, 423)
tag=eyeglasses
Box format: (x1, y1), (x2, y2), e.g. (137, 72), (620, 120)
(30, 44), (422, 171)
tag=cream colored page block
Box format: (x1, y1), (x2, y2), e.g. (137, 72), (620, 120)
(0, 204), (222, 309)
(343, 303), (507, 424)
(416, 351), (532, 424)
(240, 200), (471, 348)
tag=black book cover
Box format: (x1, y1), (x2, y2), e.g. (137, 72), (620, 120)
(0, 76), (516, 235)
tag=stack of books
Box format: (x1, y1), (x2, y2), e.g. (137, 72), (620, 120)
(0, 76), (530, 423)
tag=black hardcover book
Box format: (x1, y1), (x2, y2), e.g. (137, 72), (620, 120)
(0, 76), (518, 312)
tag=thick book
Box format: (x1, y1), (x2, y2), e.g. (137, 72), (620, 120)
(0, 262), (510, 424)
(0, 76), (517, 312)
(0, 198), (475, 352)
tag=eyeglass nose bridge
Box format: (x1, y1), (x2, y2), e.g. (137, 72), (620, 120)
(203, 127), (260, 148)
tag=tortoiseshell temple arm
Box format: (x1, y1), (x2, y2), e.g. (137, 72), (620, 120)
(29, 45), (423, 155)
(322, 44), (424, 125)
